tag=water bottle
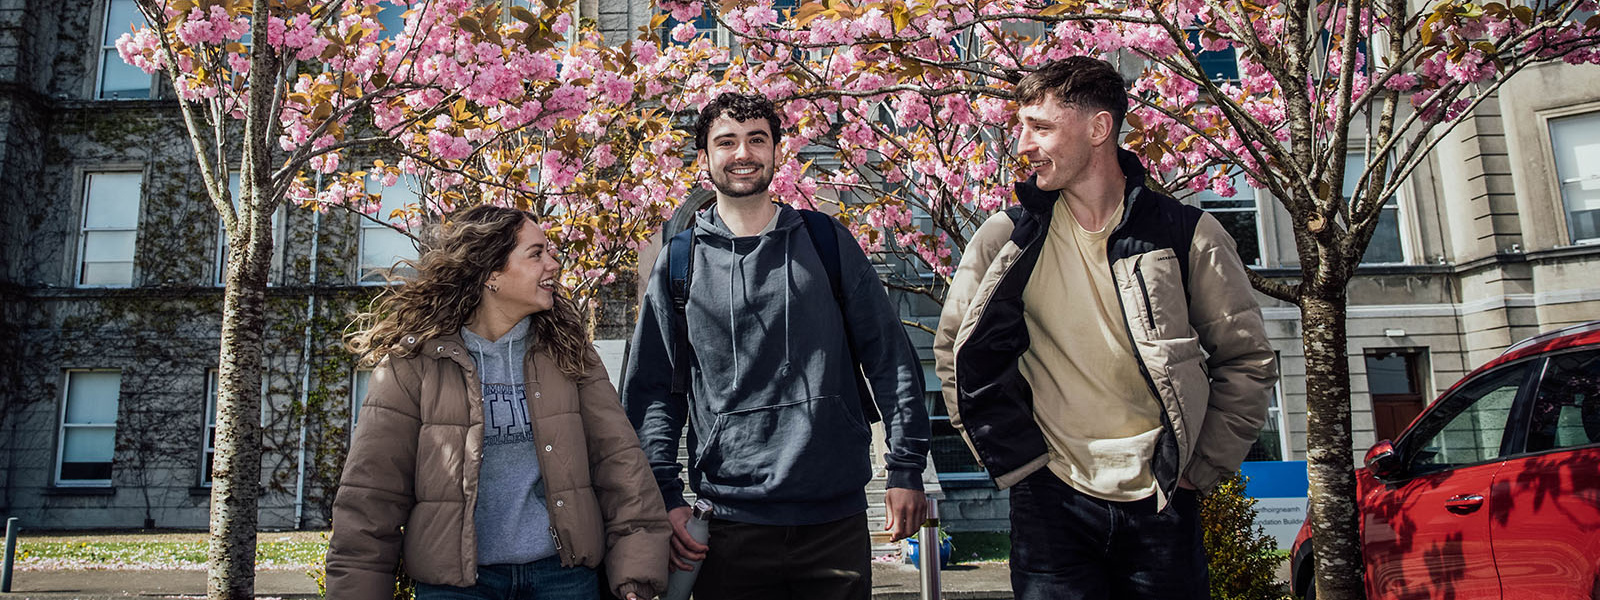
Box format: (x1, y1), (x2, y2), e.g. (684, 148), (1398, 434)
(661, 499), (715, 600)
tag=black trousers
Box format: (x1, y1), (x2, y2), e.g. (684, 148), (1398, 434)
(1008, 469), (1208, 600)
(693, 512), (871, 600)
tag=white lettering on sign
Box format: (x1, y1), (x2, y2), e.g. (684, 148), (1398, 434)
(1253, 497), (1308, 550)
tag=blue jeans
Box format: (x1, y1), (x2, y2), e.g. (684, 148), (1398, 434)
(1008, 469), (1207, 600)
(414, 556), (598, 600)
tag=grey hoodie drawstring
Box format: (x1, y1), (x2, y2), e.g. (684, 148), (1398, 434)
(783, 241), (794, 386)
(467, 325), (521, 385)
(728, 249), (740, 387)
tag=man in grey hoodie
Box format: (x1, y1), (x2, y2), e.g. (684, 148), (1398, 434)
(622, 92), (931, 600)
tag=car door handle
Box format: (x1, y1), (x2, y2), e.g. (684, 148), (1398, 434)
(1444, 494), (1484, 514)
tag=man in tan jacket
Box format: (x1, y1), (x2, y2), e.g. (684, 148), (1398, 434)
(934, 56), (1277, 600)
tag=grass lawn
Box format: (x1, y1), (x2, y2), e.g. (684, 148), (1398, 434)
(948, 531), (1010, 564)
(15, 530), (328, 571)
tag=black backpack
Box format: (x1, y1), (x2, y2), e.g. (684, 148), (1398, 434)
(666, 208), (880, 423)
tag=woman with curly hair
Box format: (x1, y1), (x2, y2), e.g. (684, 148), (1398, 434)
(327, 205), (669, 600)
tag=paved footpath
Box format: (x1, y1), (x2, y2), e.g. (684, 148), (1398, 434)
(0, 562), (1016, 599)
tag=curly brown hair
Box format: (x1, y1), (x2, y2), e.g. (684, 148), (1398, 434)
(346, 205), (591, 378)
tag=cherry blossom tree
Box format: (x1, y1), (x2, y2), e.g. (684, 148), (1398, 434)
(116, 0), (711, 596)
(674, 0), (1600, 597)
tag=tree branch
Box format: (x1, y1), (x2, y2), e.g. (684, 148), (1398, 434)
(1246, 267), (1302, 303)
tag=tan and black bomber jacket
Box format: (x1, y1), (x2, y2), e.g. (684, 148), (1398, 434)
(933, 149), (1279, 510)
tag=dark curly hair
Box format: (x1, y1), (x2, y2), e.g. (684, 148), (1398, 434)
(694, 92), (784, 150)
(346, 205), (591, 378)
(1015, 57), (1129, 135)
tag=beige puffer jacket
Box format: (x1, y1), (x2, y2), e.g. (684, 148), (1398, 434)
(326, 334), (669, 599)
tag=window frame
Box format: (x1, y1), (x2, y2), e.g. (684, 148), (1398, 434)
(56, 369), (122, 488)
(95, 0), (153, 100)
(1193, 170), (1266, 267)
(1271, 381), (1290, 459)
(76, 170), (144, 288)
(1344, 149), (1413, 265)
(357, 175), (422, 286)
(199, 370), (270, 486)
(200, 369), (218, 486)
(1366, 349), (1430, 443)
(351, 367), (373, 430)
(214, 172), (286, 286)
(1187, 28), (1241, 82)
(1245, 372), (1292, 462)
(1543, 108), (1600, 246)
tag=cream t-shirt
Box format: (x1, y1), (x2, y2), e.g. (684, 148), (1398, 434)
(1018, 198), (1163, 501)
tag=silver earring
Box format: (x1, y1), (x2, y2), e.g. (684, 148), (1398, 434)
(486, 283), (499, 293)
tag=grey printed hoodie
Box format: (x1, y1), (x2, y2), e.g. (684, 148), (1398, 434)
(461, 318), (557, 565)
(622, 203), (931, 526)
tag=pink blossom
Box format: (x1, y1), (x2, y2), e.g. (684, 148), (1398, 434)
(1384, 72), (1418, 91)
(672, 22), (697, 43)
(633, 41), (659, 65)
(593, 144), (617, 169)
(598, 71), (634, 105)
(1209, 172), (1238, 198)
(427, 131), (472, 160)
(663, 0), (704, 23)
(1444, 49), (1496, 83)
(115, 29), (166, 73)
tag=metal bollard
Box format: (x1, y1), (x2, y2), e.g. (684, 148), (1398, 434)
(3, 517), (18, 593)
(917, 498), (941, 600)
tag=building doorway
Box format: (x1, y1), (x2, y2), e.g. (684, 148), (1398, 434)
(1366, 350), (1429, 442)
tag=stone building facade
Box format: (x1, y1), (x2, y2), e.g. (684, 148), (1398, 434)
(0, 0), (650, 530)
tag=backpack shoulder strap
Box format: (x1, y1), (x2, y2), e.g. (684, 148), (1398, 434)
(667, 227), (696, 397)
(1171, 201), (1204, 296)
(797, 209), (843, 302)
(1004, 205), (1027, 223)
(797, 209), (881, 423)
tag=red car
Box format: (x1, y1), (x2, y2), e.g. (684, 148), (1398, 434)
(1291, 321), (1600, 599)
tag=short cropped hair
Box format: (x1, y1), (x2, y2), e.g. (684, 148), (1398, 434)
(1015, 57), (1128, 134)
(694, 92), (783, 151)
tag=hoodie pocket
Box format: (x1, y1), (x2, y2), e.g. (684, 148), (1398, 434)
(693, 395), (872, 501)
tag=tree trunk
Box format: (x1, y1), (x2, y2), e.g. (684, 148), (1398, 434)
(207, 219), (273, 600)
(1302, 292), (1366, 600)
(208, 4), (281, 597)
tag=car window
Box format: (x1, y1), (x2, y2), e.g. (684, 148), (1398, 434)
(1406, 363), (1528, 475)
(1525, 348), (1600, 453)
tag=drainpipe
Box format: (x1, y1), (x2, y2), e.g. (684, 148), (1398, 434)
(292, 176), (324, 528)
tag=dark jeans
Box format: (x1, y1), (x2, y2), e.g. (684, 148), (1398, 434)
(693, 512), (871, 600)
(414, 556), (597, 600)
(1008, 469), (1207, 600)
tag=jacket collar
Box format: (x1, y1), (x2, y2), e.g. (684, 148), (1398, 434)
(1013, 148), (1150, 217)
(397, 332), (546, 383)
(398, 333), (472, 364)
